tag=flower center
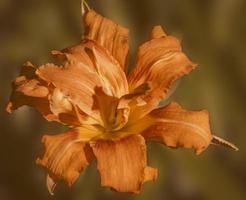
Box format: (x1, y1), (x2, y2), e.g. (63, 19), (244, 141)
(104, 107), (130, 132)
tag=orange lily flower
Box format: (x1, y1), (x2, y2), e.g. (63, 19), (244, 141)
(6, 8), (238, 195)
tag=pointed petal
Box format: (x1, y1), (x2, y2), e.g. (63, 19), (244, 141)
(91, 135), (157, 193)
(86, 42), (129, 97)
(84, 10), (129, 70)
(128, 26), (197, 119)
(141, 102), (213, 154)
(36, 129), (95, 190)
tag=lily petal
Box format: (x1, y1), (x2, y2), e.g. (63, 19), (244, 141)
(37, 40), (128, 124)
(141, 102), (213, 154)
(93, 87), (129, 131)
(91, 135), (157, 193)
(6, 62), (89, 126)
(86, 42), (129, 97)
(128, 26), (197, 119)
(6, 62), (54, 118)
(84, 10), (129, 70)
(36, 129), (95, 193)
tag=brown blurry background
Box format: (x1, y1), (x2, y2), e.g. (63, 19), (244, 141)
(0, 0), (246, 200)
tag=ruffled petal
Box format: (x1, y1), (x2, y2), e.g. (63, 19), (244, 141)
(128, 26), (197, 119)
(6, 62), (54, 118)
(141, 102), (213, 154)
(37, 40), (128, 124)
(91, 135), (157, 193)
(84, 10), (129, 71)
(36, 129), (96, 194)
(6, 62), (88, 126)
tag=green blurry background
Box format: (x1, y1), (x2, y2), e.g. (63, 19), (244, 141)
(0, 0), (245, 200)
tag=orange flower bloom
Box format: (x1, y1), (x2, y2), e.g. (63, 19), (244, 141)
(6, 8), (238, 195)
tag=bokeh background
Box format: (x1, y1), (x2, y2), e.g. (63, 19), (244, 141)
(0, 0), (245, 200)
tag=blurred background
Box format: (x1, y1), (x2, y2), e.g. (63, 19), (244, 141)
(0, 0), (245, 199)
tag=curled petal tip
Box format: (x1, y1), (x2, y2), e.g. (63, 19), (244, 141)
(81, 0), (90, 15)
(41, 135), (49, 143)
(46, 174), (56, 195)
(6, 102), (13, 113)
(144, 167), (158, 182)
(22, 61), (35, 70)
(51, 50), (61, 55)
(212, 135), (239, 151)
(195, 147), (206, 155)
(151, 25), (167, 39)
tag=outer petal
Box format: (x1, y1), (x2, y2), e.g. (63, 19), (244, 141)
(6, 62), (88, 126)
(128, 26), (197, 119)
(36, 129), (95, 194)
(84, 10), (129, 70)
(90, 135), (157, 193)
(141, 102), (213, 155)
(6, 62), (54, 118)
